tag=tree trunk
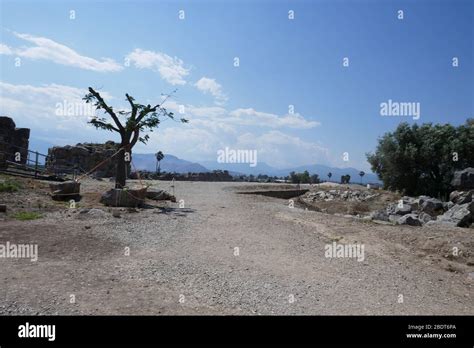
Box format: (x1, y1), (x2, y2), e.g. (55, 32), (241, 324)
(115, 142), (130, 189)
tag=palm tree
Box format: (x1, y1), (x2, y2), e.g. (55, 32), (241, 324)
(359, 170), (365, 184)
(327, 172), (332, 182)
(155, 151), (164, 174)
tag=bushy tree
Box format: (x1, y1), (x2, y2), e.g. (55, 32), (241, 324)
(301, 170), (310, 183)
(310, 174), (320, 184)
(366, 119), (474, 198)
(340, 174), (351, 184)
(289, 171), (297, 183)
(289, 170), (311, 184)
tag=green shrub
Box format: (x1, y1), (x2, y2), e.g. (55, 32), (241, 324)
(12, 211), (42, 221)
(367, 119), (474, 198)
(0, 179), (22, 192)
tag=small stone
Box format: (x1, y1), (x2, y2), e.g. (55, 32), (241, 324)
(435, 202), (473, 227)
(420, 198), (444, 216)
(112, 210), (121, 218)
(395, 203), (412, 215)
(396, 214), (423, 226)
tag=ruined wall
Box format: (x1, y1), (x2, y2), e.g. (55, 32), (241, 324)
(46, 141), (130, 177)
(0, 116), (30, 169)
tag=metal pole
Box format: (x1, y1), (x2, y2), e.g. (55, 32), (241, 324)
(34, 151), (38, 178)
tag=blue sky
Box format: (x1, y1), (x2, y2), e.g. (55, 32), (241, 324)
(0, 0), (472, 171)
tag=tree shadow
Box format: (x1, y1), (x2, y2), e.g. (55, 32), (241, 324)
(153, 206), (196, 216)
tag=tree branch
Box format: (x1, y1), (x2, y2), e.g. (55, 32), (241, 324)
(89, 118), (120, 132)
(135, 104), (160, 125)
(130, 129), (140, 147)
(88, 87), (125, 133)
(125, 93), (138, 121)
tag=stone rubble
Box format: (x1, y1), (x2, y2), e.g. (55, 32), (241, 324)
(375, 192), (473, 228)
(301, 168), (474, 228)
(304, 189), (381, 203)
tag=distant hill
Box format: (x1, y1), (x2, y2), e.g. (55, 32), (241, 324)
(201, 160), (381, 184)
(132, 153), (209, 174)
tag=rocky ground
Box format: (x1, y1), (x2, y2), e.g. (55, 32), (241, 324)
(0, 176), (473, 315)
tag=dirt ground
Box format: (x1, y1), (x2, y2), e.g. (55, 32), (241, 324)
(0, 176), (473, 315)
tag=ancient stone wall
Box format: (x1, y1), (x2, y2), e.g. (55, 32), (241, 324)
(0, 116), (30, 169)
(46, 141), (130, 177)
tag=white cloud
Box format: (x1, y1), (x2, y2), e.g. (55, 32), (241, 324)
(163, 101), (319, 131)
(229, 108), (320, 129)
(135, 126), (221, 160)
(0, 82), (107, 101)
(0, 82), (113, 133)
(126, 49), (189, 85)
(0, 81), (327, 168)
(236, 130), (331, 168)
(0, 32), (123, 72)
(0, 43), (13, 55)
(194, 77), (228, 104)
(163, 100), (227, 118)
(146, 100), (327, 167)
(139, 125), (330, 168)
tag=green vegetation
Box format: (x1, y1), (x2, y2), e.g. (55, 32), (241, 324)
(0, 179), (22, 192)
(289, 171), (319, 184)
(367, 119), (474, 198)
(340, 174), (351, 184)
(12, 211), (43, 221)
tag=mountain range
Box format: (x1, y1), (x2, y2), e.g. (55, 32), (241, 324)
(133, 153), (382, 184)
(132, 153), (208, 174)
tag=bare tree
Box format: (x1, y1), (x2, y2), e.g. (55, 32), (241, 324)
(83, 87), (187, 188)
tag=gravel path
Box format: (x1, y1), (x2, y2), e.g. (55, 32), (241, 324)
(1, 181), (472, 315)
